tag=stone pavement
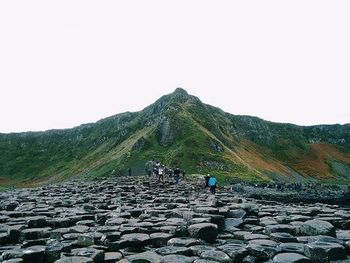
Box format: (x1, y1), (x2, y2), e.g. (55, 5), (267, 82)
(0, 176), (350, 263)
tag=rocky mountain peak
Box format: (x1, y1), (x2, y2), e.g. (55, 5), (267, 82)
(143, 88), (201, 115)
(173, 87), (188, 95)
(167, 87), (200, 104)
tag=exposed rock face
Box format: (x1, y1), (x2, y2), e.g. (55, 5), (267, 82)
(0, 176), (350, 262)
(159, 117), (173, 146)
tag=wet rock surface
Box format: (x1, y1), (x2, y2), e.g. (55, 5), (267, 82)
(1, 176), (350, 262)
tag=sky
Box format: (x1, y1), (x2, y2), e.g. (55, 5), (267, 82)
(0, 1), (349, 133)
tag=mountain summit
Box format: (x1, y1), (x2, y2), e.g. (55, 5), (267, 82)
(1, 89), (350, 186)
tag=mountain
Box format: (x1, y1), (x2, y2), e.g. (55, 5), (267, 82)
(1, 88), (350, 187)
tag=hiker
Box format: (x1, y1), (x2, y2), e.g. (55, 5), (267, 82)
(208, 175), (218, 194)
(174, 167), (181, 185)
(145, 160), (154, 177)
(128, 168), (132, 176)
(205, 174), (210, 188)
(145, 168), (152, 177)
(158, 165), (164, 182)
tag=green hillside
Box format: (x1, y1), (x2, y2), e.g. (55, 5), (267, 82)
(1, 88), (350, 187)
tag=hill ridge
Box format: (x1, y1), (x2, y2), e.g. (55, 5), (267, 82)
(0, 88), (349, 186)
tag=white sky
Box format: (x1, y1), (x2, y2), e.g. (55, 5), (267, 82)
(1, 1), (350, 133)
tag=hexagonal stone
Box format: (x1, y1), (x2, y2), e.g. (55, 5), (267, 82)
(101, 231), (121, 243)
(71, 248), (104, 263)
(70, 225), (90, 233)
(194, 207), (219, 215)
(191, 218), (211, 224)
(217, 243), (248, 261)
(120, 233), (150, 248)
(190, 245), (216, 256)
(104, 252), (123, 262)
(168, 237), (203, 247)
(0, 215), (10, 223)
(22, 245), (46, 263)
(304, 241), (346, 262)
(76, 220), (95, 227)
(156, 246), (192, 256)
(300, 220), (336, 237)
(2, 259), (24, 263)
(342, 220), (350, 230)
(77, 235), (94, 247)
(19, 228), (51, 241)
(0, 248), (25, 261)
(227, 209), (246, 219)
(265, 224), (294, 235)
(45, 241), (65, 263)
(337, 230), (350, 241)
(105, 218), (128, 226)
(47, 218), (72, 228)
(129, 209), (143, 218)
(272, 253), (311, 263)
(188, 223), (218, 243)
(125, 251), (161, 263)
(243, 234), (269, 241)
(0, 232), (9, 245)
(161, 254), (193, 263)
(193, 260), (219, 263)
(247, 239), (279, 260)
(200, 250), (231, 263)
(278, 242), (305, 254)
(150, 233), (173, 247)
(270, 232), (298, 243)
(208, 215), (225, 232)
(224, 218), (243, 232)
(55, 257), (93, 263)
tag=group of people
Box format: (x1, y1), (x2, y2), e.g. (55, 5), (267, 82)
(144, 160), (219, 193)
(145, 160), (185, 185)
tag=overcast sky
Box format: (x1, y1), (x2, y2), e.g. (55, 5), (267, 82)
(0, 1), (349, 133)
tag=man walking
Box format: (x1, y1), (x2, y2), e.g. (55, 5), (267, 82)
(208, 175), (218, 194)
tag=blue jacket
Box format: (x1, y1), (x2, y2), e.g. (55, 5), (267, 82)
(208, 177), (217, 186)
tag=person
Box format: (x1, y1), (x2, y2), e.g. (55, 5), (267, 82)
(174, 167), (181, 185)
(128, 168), (132, 176)
(145, 168), (152, 177)
(158, 165), (164, 182)
(205, 174), (210, 188)
(182, 170), (186, 180)
(145, 160), (154, 177)
(208, 175), (218, 194)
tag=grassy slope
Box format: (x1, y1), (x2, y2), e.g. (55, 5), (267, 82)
(0, 89), (349, 186)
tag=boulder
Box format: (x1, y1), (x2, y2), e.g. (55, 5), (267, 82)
(188, 223), (218, 243)
(22, 245), (46, 263)
(300, 220), (336, 237)
(217, 243), (248, 261)
(224, 218), (243, 232)
(247, 239), (279, 260)
(200, 250), (231, 263)
(150, 233), (173, 247)
(119, 233), (150, 248)
(272, 253), (311, 263)
(304, 241), (346, 262)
